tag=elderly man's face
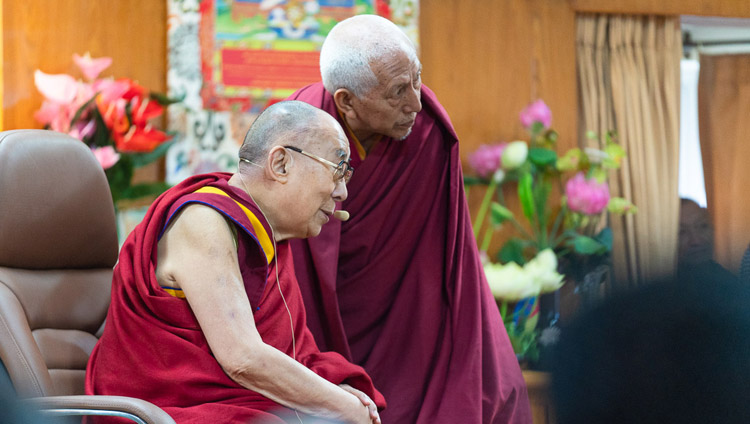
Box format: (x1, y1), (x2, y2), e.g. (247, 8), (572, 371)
(353, 50), (423, 140)
(283, 119), (349, 239)
(679, 201), (714, 264)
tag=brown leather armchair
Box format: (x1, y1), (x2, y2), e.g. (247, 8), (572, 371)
(0, 130), (174, 424)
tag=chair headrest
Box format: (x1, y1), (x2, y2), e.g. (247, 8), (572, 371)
(0, 130), (118, 269)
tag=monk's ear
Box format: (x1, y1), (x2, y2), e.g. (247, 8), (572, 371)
(333, 88), (357, 119)
(266, 146), (292, 183)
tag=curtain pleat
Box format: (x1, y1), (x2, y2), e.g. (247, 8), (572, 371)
(577, 14), (681, 287)
(698, 54), (750, 273)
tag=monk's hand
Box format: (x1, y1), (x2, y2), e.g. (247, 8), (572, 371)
(339, 384), (381, 424)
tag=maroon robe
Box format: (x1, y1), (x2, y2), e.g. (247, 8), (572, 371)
(86, 173), (385, 423)
(289, 83), (532, 423)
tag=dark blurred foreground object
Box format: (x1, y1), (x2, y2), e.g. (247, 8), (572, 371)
(740, 243), (750, 284)
(677, 198), (738, 284)
(0, 130), (174, 423)
(552, 274), (750, 424)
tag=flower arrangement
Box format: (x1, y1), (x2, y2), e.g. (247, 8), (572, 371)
(33, 53), (180, 206)
(467, 100), (636, 361)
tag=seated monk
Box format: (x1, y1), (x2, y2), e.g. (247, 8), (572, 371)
(86, 101), (385, 423)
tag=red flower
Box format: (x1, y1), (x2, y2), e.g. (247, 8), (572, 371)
(114, 125), (169, 153)
(376, 0), (391, 20)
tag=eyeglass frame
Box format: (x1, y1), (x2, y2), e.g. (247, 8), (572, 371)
(282, 145), (354, 184)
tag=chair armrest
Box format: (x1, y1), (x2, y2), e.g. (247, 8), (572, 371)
(22, 395), (175, 424)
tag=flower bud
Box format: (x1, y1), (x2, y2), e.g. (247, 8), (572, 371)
(519, 100), (552, 129)
(501, 141), (528, 170)
(468, 143), (507, 178)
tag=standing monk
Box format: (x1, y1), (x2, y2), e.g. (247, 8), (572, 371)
(288, 15), (531, 423)
(87, 101), (385, 423)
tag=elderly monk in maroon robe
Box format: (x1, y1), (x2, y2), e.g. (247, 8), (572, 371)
(86, 101), (385, 423)
(287, 15), (532, 424)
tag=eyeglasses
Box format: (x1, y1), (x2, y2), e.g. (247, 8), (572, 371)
(283, 145), (354, 184)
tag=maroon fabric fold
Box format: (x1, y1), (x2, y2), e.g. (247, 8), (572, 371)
(288, 83), (532, 423)
(86, 173), (385, 423)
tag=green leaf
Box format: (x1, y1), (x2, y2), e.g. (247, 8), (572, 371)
(530, 121), (545, 136)
(545, 130), (559, 144)
(607, 197), (637, 215)
(130, 140), (175, 168)
(528, 148), (557, 168)
(105, 155), (135, 204)
(91, 112), (112, 147)
(497, 238), (526, 265)
(533, 177), (552, 229)
(149, 91), (185, 106)
(463, 175), (487, 186)
(570, 235), (608, 255)
(605, 130), (619, 144)
(557, 148), (582, 171)
(595, 227), (613, 251)
(490, 202), (514, 226)
(70, 96), (98, 127)
(585, 130), (598, 140)
(120, 182), (172, 201)
(603, 143), (626, 169)
(518, 172), (536, 223)
(587, 167), (607, 183)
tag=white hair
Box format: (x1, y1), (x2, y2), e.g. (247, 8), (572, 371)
(320, 14), (418, 97)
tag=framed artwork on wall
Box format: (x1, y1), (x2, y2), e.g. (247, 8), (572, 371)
(165, 0), (419, 183)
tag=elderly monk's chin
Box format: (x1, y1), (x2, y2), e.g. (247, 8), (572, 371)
(394, 126), (413, 141)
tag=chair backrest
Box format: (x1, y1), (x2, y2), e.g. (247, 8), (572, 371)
(0, 130), (118, 398)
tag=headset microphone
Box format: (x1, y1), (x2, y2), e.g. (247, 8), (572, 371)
(333, 210), (350, 221)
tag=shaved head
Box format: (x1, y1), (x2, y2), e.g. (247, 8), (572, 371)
(320, 14), (418, 97)
(239, 100), (339, 163)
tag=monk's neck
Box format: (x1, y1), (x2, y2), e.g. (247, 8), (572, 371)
(354, 132), (380, 154)
(342, 117), (380, 154)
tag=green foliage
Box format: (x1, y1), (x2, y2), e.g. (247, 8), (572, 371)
(491, 202), (515, 226)
(498, 238), (527, 265)
(518, 172), (536, 223)
(463, 175), (486, 186)
(528, 148), (557, 168)
(506, 320), (540, 362)
(130, 140), (176, 168)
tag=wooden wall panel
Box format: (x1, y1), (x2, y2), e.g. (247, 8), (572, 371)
(569, 0), (750, 18)
(2, 0), (167, 181)
(420, 0), (577, 163)
(3, 0), (166, 131)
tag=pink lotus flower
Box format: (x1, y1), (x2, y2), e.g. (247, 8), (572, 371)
(468, 143), (507, 178)
(73, 53), (112, 81)
(565, 172), (610, 215)
(519, 100), (552, 129)
(91, 146), (120, 170)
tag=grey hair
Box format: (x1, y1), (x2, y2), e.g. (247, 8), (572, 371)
(320, 14), (418, 97)
(239, 100), (323, 163)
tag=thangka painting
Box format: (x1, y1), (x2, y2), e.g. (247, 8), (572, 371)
(166, 0), (419, 183)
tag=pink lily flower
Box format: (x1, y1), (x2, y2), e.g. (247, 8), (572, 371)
(34, 70), (78, 104)
(95, 78), (131, 103)
(91, 146), (120, 170)
(69, 120), (96, 141)
(73, 52), (112, 81)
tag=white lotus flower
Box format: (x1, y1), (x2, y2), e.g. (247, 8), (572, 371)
(484, 261), (541, 301)
(524, 249), (564, 294)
